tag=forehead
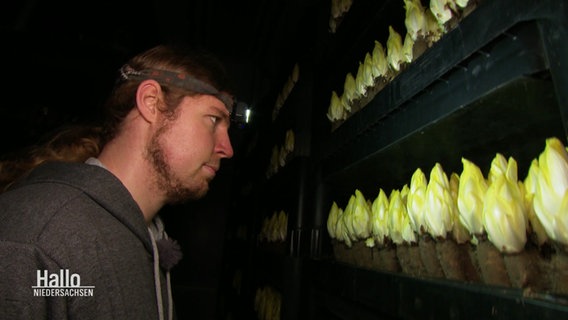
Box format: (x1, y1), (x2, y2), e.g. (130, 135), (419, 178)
(181, 94), (230, 115)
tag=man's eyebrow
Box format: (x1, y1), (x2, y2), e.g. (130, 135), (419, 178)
(210, 103), (231, 120)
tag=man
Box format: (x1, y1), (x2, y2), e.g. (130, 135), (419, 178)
(0, 44), (234, 319)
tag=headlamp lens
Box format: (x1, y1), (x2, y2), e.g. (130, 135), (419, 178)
(231, 101), (252, 127)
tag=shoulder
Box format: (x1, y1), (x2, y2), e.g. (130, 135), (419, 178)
(0, 161), (150, 252)
(0, 161), (116, 215)
(0, 162), (129, 241)
(0, 164), (97, 243)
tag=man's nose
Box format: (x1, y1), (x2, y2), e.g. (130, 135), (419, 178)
(217, 130), (234, 159)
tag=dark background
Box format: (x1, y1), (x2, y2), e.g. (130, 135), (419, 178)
(1, 0), (321, 154)
(1, 1), (322, 319)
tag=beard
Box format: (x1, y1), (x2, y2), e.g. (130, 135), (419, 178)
(146, 121), (209, 205)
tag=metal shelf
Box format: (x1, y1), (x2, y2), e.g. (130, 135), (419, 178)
(319, 0), (568, 179)
(307, 1), (568, 318)
(309, 260), (568, 320)
(323, 74), (563, 198)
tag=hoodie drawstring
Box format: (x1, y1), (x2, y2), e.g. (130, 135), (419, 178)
(149, 228), (172, 320)
(85, 158), (173, 320)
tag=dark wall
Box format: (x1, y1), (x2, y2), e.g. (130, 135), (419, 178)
(160, 163), (235, 320)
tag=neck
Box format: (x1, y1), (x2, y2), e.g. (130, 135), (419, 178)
(98, 119), (165, 223)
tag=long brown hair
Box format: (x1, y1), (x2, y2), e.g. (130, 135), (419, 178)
(0, 124), (103, 192)
(102, 44), (233, 143)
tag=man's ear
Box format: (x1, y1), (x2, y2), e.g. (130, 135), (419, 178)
(135, 79), (162, 123)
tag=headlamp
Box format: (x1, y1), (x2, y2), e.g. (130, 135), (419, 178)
(230, 101), (252, 127)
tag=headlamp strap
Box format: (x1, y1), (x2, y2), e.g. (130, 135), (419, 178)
(119, 64), (234, 111)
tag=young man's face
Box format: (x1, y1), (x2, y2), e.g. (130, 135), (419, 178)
(147, 94), (233, 203)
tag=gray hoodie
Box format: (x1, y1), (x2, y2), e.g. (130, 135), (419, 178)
(0, 161), (174, 319)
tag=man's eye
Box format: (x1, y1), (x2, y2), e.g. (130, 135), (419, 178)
(210, 116), (218, 125)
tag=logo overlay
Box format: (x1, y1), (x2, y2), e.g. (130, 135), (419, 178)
(32, 269), (94, 297)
